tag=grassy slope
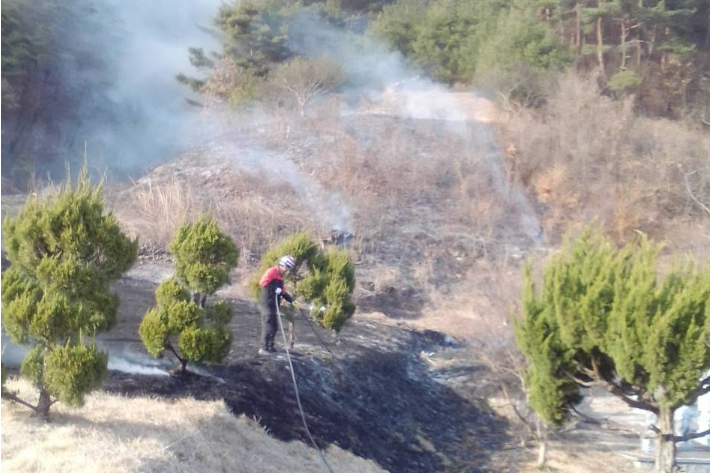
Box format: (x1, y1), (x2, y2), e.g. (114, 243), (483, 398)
(1, 378), (386, 473)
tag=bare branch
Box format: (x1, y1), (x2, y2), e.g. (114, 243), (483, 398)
(685, 376), (710, 404)
(165, 342), (186, 366)
(566, 372), (597, 387)
(570, 405), (642, 435)
(681, 169), (710, 216)
(1, 390), (39, 413)
(675, 428), (710, 442)
(589, 357), (658, 413)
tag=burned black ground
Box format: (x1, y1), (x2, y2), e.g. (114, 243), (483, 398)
(100, 277), (513, 472)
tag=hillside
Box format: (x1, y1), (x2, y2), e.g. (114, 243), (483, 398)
(2, 1), (710, 470)
(1, 267), (641, 473)
(1, 377), (386, 473)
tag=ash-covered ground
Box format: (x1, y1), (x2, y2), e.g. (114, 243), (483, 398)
(100, 276), (515, 473)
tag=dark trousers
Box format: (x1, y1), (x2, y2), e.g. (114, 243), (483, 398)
(261, 308), (277, 350)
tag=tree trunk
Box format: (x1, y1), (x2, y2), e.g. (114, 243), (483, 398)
(536, 419), (548, 468)
(192, 292), (206, 308)
(654, 406), (676, 473)
(37, 387), (52, 420)
(299, 99), (306, 118)
(596, 16), (606, 76)
(620, 21), (628, 70)
(575, 7), (582, 56)
(166, 342), (188, 375)
(648, 26), (656, 56)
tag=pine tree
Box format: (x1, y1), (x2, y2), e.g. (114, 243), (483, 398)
(215, 0), (294, 76)
(250, 231), (356, 332)
(139, 218), (238, 374)
(1, 171), (138, 419)
(515, 229), (710, 473)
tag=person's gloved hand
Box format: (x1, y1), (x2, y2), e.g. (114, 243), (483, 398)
(291, 300), (301, 310)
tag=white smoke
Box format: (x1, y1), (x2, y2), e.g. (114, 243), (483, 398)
(283, 13), (542, 240)
(204, 141), (354, 233)
(60, 0), (224, 176)
(108, 357), (170, 377)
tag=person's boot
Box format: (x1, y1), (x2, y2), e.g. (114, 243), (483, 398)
(267, 344), (276, 353)
(258, 347), (271, 355)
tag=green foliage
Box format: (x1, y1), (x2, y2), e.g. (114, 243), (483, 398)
(201, 58), (266, 107)
(141, 219), (236, 371)
(408, 0), (484, 83)
(477, 7), (570, 73)
(250, 231), (320, 298)
(1, 0), (54, 104)
(519, 323), (580, 426)
(301, 247), (357, 331)
(20, 347), (46, 389)
(216, 0), (296, 76)
(206, 300), (233, 325)
(608, 70), (642, 93)
(138, 308), (169, 358)
(155, 277), (191, 307)
(0, 171), (135, 416)
(251, 232), (356, 331)
(170, 218), (239, 296)
(44, 344), (107, 407)
(516, 228), (710, 430)
(178, 327), (232, 364)
(166, 300), (203, 332)
(367, 0), (708, 116)
(369, 0), (428, 57)
(370, 0), (568, 84)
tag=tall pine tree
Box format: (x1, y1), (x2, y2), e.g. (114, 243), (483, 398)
(516, 229), (710, 473)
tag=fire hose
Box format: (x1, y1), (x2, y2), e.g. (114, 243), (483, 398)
(275, 288), (335, 473)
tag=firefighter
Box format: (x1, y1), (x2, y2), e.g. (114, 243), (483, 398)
(258, 255), (296, 354)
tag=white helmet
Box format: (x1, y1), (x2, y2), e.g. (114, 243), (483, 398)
(278, 255), (296, 270)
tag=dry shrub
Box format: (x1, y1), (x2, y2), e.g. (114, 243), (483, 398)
(505, 72), (710, 244)
(110, 155), (313, 259)
(111, 90), (540, 309)
(112, 177), (200, 248)
(531, 164), (581, 237)
(1, 377), (386, 473)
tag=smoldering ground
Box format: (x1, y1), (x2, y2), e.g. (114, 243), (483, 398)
(98, 279), (514, 473)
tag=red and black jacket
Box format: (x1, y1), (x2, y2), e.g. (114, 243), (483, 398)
(259, 266), (293, 311)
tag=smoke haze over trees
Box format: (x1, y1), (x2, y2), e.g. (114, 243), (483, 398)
(1, 0), (221, 188)
(3, 0), (708, 189)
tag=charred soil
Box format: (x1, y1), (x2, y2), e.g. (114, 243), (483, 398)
(101, 277), (515, 473)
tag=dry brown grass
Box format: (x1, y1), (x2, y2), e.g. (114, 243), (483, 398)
(109, 152), (313, 255)
(1, 377), (386, 473)
(108, 98), (524, 300)
(503, 72), (710, 244)
(112, 177), (200, 248)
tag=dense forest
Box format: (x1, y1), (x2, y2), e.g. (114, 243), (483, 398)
(2, 0), (709, 188)
(175, 0), (709, 115)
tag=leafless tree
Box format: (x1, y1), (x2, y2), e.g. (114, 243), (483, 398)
(270, 57), (344, 117)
